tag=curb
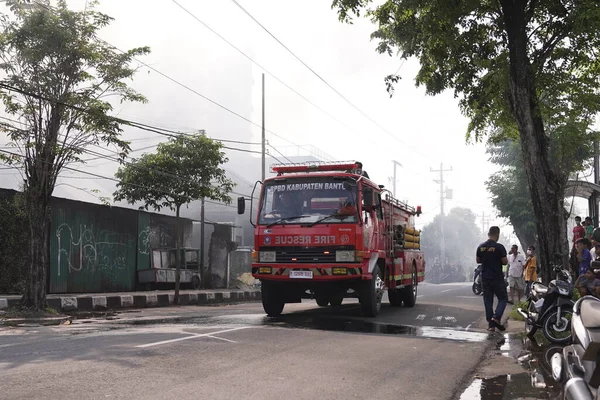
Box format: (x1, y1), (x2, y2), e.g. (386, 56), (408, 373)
(2, 316), (70, 327)
(0, 290), (261, 312)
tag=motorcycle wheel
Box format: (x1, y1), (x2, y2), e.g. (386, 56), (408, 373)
(525, 301), (538, 336)
(542, 308), (573, 344)
(472, 283), (482, 295)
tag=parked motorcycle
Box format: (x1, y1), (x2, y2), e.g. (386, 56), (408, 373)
(472, 264), (482, 295)
(517, 265), (574, 344)
(551, 295), (600, 400)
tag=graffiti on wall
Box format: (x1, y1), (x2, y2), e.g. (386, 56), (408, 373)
(56, 223), (133, 277)
(137, 225), (174, 255)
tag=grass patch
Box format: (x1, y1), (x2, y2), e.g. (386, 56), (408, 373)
(508, 301), (528, 321)
(1, 306), (64, 319)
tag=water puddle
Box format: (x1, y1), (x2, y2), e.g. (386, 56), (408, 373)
(261, 314), (490, 343)
(459, 335), (563, 399)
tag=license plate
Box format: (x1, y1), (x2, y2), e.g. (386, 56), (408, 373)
(290, 270), (313, 279)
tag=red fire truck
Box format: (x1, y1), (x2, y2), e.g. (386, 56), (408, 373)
(236, 161), (425, 317)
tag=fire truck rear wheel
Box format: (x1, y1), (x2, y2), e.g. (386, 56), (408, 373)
(261, 282), (285, 317)
(360, 265), (383, 317)
(402, 266), (418, 307)
(329, 295), (343, 306)
(315, 296), (329, 307)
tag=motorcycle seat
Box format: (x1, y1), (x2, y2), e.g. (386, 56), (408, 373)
(581, 299), (600, 329)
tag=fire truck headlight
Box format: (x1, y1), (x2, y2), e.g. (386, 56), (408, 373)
(336, 250), (355, 262)
(259, 251), (276, 263)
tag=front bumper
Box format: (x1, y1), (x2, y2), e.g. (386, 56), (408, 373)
(252, 264), (365, 281)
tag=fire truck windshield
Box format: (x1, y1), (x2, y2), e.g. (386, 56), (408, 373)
(258, 178), (358, 226)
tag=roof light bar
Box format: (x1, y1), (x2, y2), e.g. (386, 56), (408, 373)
(271, 161), (361, 174)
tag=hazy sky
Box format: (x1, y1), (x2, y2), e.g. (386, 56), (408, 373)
(0, 0), (590, 241)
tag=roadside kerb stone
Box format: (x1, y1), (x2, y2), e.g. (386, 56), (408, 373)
(60, 297), (78, 312)
(92, 296), (107, 310)
(120, 295), (134, 308)
(188, 293), (199, 304)
(76, 297), (94, 311)
(0, 299), (7, 310)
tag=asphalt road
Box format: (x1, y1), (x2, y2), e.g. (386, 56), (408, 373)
(0, 282), (496, 400)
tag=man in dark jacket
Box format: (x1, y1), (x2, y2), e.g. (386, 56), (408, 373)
(476, 226), (509, 332)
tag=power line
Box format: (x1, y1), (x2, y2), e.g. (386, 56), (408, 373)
(229, 0), (437, 163)
(0, 148), (240, 209)
(267, 143), (293, 163)
(170, 0), (373, 147)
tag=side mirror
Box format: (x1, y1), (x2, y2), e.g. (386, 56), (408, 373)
(237, 197), (246, 215)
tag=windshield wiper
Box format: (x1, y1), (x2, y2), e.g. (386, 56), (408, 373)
(266, 215), (311, 228)
(306, 213), (348, 227)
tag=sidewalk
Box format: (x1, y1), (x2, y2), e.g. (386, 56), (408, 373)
(0, 289), (261, 312)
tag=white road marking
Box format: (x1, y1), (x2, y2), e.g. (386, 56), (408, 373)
(466, 324), (472, 331)
(136, 326), (254, 348)
(456, 296), (481, 299)
(206, 335), (237, 343)
(441, 289), (453, 293)
(416, 314), (426, 320)
(444, 316), (457, 323)
(433, 316), (443, 322)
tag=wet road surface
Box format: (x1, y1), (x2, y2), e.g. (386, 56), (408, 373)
(0, 282), (561, 399)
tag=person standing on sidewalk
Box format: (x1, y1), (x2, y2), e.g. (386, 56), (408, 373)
(506, 244), (526, 304)
(571, 216), (587, 276)
(476, 226), (509, 332)
(524, 246), (537, 297)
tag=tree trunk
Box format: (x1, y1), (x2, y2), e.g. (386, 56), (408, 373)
(500, 1), (569, 283)
(21, 185), (50, 310)
(174, 205), (181, 305)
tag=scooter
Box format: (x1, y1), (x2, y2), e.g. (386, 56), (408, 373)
(517, 265), (574, 344)
(472, 264), (482, 295)
(551, 295), (600, 400)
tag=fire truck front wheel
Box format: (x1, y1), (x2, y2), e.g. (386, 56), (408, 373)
(360, 265), (383, 317)
(261, 282), (285, 317)
(402, 265), (418, 307)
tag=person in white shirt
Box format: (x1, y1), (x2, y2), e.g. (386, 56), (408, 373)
(506, 244), (526, 304)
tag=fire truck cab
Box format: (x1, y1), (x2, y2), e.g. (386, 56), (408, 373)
(237, 161), (425, 317)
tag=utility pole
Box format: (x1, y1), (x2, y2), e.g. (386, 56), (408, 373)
(200, 130), (207, 287)
(477, 212), (492, 234)
(261, 73), (266, 180)
(431, 163), (452, 267)
(392, 160), (402, 198)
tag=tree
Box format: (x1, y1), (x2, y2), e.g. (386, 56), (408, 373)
(421, 207), (481, 283)
(331, 0), (600, 282)
(0, 0), (149, 309)
(486, 140), (537, 251)
(113, 134), (234, 303)
(486, 121), (596, 254)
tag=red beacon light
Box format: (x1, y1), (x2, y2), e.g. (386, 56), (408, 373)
(416, 205), (422, 216)
(271, 161), (361, 175)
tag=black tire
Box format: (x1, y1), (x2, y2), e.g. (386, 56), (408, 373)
(261, 282), (285, 317)
(525, 301), (538, 336)
(388, 289), (403, 307)
(472, 283), (482, 295)
(360, 265), (384, 317)
(542, 308), (573, 344)
(329, 296), (343, 306)
(402, 265), (418, 307)
(192, 274), (201, 290)
(315, 296), (329, 307)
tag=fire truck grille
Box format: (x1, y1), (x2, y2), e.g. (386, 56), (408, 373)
(259, 246), (355, 264)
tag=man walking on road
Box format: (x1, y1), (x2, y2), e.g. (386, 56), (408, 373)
(507, 244), (526, 304)
(476, 226), (509, 332)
